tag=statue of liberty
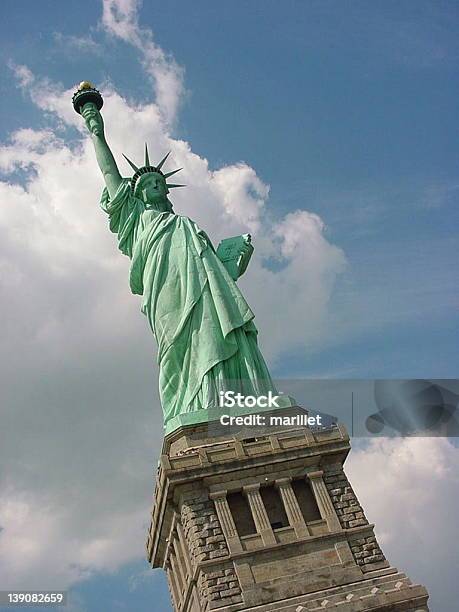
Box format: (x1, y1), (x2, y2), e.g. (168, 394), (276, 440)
(74, 82), (284, 434)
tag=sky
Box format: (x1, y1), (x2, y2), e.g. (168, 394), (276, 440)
(0, 0), (458, 610)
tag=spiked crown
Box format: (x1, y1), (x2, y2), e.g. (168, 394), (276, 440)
(123, 145), (185, 194)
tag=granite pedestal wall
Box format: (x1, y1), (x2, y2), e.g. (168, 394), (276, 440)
(146, 411), (429, 611)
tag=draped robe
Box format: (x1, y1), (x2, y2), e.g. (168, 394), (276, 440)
(100, 179), (277, 431)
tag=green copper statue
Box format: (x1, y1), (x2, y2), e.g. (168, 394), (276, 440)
(74, 82), (285, 434)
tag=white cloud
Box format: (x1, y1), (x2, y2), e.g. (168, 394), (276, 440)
(101, 0), (185, 125)
(53, 32), (103, 56)
(101, 0), (140, 40)
(210, 163), (269, 232)
(347, 437), (459, 611)
(9, 63), (34, 88)
(0, 490), (150, 589)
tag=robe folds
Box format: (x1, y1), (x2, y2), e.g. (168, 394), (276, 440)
(100, 179), (276, 429)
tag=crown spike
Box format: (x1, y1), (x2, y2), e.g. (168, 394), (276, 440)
(166, 183), (186, 189)
(123, 154), (139, 173)
(164, 168), (182, 179)
(156, 151), (171, 171)
(144, 143), (150, 167)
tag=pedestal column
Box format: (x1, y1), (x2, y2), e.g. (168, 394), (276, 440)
(169, 548), (184, 604)
(175, 517), (192, 577)
(243, 484), (276, 546)
(209, 490), (243, 553)
(307, 470), (341, 532)
(172, 536), (187, 590)
(165, 559), (181, 611)
(275, 477), (309, 538)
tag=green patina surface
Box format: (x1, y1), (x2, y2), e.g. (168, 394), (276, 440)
(76, 83), (289, 434)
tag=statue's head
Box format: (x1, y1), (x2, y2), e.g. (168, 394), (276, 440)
(135, 171), (169, 205)
(123, 146), (184, 205)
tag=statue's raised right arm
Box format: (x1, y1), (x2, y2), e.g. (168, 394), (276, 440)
(81, 102), (122, 199)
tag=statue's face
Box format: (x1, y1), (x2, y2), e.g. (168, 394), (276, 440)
(136, 172), (168, 205)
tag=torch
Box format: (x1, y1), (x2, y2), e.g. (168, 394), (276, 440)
(72, 81), (104, 134)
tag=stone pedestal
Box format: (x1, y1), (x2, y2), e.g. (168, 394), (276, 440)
(146, 409), (429, 611)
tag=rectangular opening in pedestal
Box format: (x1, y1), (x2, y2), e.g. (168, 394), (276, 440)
(260, 485), (289, 530)
(227, 491), (257, 537)
(292, 479), (322, 523)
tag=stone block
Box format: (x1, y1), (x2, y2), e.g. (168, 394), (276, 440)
(209, 550), (227, 559)
(207, 535), (225, 544)
(220, 587), (241, 598)
(348, 518), (367, 527)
